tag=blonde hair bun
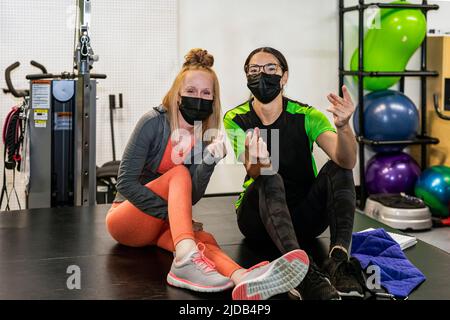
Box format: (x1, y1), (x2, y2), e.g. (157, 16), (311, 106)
(183, 48), (214, 68)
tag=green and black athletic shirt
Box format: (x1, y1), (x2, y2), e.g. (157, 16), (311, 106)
(223, 97), (336, 209)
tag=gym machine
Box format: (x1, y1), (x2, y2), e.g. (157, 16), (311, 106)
(1, 61), (47, 210)
(18, 0), (105, 209)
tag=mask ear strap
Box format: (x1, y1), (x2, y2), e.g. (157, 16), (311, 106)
(280, 71), (287, 89)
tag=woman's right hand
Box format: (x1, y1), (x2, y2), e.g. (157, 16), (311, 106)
(244, 128), (271, 177)
(245, 128), (270, 164)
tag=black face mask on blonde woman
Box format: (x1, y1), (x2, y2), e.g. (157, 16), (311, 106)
(179, 96), (213, 125)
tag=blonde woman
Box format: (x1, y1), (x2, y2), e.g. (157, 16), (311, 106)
(105, 49), (309, 300)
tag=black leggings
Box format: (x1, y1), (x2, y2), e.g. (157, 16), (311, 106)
(237, 161), (356, 255)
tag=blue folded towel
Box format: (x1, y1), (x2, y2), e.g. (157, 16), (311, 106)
(351, 228), (426, 298)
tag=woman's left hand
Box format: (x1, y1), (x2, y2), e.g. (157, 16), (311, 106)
(206, 131), (227, 160)
(326, 85), (355, 129)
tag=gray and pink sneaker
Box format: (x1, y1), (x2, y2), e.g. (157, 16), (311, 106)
(232, 249), (309, 300)
(167, 243), (234, 293)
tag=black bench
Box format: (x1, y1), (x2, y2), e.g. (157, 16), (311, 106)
(1, 196), (449, 299)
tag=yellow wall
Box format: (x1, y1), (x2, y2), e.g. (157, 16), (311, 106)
(412, 35), (450, 167)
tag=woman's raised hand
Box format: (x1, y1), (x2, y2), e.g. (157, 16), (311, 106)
(326, 85), (355, 129)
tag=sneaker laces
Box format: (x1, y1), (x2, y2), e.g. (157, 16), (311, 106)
(192, 243), (216, 273)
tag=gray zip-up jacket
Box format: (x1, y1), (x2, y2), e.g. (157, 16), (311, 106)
(114, 105), (219, 219)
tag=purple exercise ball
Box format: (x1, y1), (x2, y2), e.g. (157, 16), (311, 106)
(366, 152), (421, 195)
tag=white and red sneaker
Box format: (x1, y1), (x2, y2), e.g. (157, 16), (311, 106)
(232, 249), (309, 300)
(167, 243), (234, 293)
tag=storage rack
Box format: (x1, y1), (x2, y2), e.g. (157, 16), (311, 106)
(338, 0), (440, 208)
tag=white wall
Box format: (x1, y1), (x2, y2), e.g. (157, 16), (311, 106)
(179, 0), (341, 194)
(179, 0), (450, 194)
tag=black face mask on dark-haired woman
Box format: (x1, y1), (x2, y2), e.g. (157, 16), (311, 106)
(247, 72), (283, 104)
(179, 96), (214, 125)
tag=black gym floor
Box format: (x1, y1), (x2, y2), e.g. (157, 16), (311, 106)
(1, 196), (450, 300)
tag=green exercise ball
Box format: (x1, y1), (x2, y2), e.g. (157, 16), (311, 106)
(415, 166), (450, 218)
(350, 0), (426, 91)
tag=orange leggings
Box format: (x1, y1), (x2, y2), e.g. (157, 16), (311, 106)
(105, 165), (242, 278)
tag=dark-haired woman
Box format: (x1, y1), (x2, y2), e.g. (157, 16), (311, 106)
(105, 48), (309, 300)
(224, 47), (363, 300)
